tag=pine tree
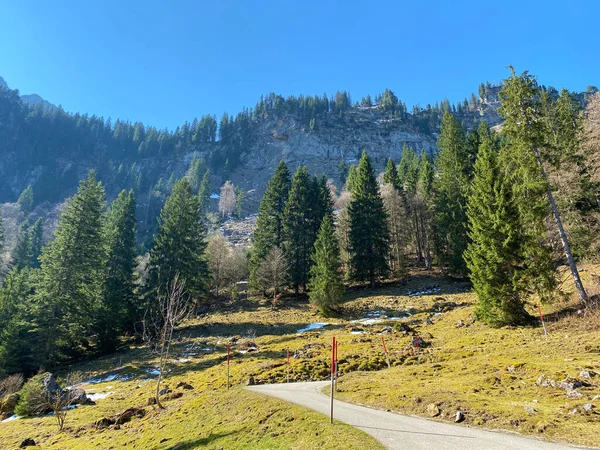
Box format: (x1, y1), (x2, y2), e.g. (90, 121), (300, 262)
(383, 158), (399, 189)
(250, 161), (291, 286)
(433, 112), (471, 275)
(0, 267), (38, 375)
(283, 166), (313, 294)
(349, 150), (390, 286)
(99, 190), (138, 352)
(308, 216), (344, 315)
(465, 123), (530, 325)
(345, 164), (357, 191)
(198, 170), (211, 212)
(186, 156), (207, 192)
(28, 219), (43, 268)
(147, 179), (208, 306)
(17, 185), (34, 214)
(12, 223), (31, 270)
(35, 171), (107, 364)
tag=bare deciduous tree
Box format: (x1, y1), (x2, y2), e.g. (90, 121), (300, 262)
(207, 233), (230, 296)
(256, 247), (289, 307)
(381, 184), (408, 277)
(219, 181), (237, 218)
(144, 274), (192, 409)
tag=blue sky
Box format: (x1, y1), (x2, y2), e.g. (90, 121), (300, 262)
(0, 0), (598, 130)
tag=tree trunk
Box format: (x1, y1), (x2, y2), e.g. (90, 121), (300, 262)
(414, 212), (422, 265)
(535, 148), (588, 306)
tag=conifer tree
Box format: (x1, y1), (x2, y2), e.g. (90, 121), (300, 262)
(345, 164), (357, 191)
(349, 150), (390, 286)
(433, 112), (471, 275)
(283, 167), (313, 294)
(99, 190), (138, 351)
(0, 267), (38, 375)
(308, 216), (344, 315)
(12, 223), (31, 270)
(147, 179), (208, 306)
(383, 158), (399, 189)
(28, 219), (43, 268)
(17, 185), (34, 215)
(250, 161), (291, 286)
(186, 156), (206, 192)
(35, 171), (107, 363)
(198, 170), (211, 212)
(465, 123), (530, 325)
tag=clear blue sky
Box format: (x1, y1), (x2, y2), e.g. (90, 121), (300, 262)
(1, 0), (598, 130)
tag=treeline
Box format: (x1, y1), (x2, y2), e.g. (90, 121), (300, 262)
(0, 169), (212, 377)
(248, 69), (600, 326)
(0, 80), (512, 206)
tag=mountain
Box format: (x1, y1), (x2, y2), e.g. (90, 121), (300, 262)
(0, 77), (591, 243)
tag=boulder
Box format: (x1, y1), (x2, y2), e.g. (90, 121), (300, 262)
(19, 438), (36, 448)
(426, 403), (440, 417)
(163, 392), (183, 401)
(176, 382), (194, 390)
(455, 411), (465, 423)
(524, 406), (536, 414)
(42, 373), (62, 395)
(247, 376), (255, 386)
(116, 407), (146, 425)
(67, 388), (88, 405)
(158, 387), (172, 396)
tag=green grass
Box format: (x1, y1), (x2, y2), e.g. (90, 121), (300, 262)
(2, 266), (599, 448)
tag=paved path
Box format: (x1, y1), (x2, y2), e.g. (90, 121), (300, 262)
(247, 381), (590, 450)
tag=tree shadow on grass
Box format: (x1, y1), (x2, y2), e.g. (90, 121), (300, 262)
(165, 429), (241, 449)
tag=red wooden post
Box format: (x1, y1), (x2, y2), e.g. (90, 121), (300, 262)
(381, 336), (390, 368)
(227, 343), (231, 389)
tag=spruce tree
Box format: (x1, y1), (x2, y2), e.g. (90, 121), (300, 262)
(308, 216), (344, 316)
(465, 123), (530, 325)
(186, 156), (207, 192)
(12, 223), (31, 270)
(35, 171), (107, 363)
(198, 170), (211, 212)
(99, 190), (138, 352)
(433, 111), (471, 275)
(0, 267), (38, 375)
(345, 164), (357, 191)
(349, 150), (390, 286)
(383, 158), (399, 189)
(147, 179), (208, 305)
(250, 161), (291, 286)
(17, 185), (34, 214)
(28, 218), (43, 268)
(283, 167), (312, 294)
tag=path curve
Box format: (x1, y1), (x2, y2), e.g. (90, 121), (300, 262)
(247, 381), (590, 450)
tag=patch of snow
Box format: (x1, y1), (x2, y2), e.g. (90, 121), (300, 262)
(177, 358), (191, 363)
(297, 323), (329, 333)
(210, 193), (220, 199)
(87, 392), (112, 401)
(146, 368), (161, 376)
(350, 331), (366, 335)
(1, 414), (19, 423)
(351, 318), (385, 326)
(88, 374), (118, 384)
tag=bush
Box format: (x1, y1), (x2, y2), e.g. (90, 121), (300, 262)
(14, 374), (45, 417)
(0, 374), (23, 397)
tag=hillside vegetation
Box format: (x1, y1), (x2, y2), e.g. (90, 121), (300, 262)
(1, 267), (598, 448)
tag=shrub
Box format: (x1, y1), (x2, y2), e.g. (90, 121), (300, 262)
(0, 373), (23, 397)
(14, 374), (45, 417)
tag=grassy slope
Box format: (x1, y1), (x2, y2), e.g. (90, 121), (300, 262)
(2, 266), (600, 448)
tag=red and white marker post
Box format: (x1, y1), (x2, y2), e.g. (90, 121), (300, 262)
(538, 305), (548, 340)
(330, 336), (336, 424)
(227, 343), (231, 389)
(381, 336), (391, 368)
